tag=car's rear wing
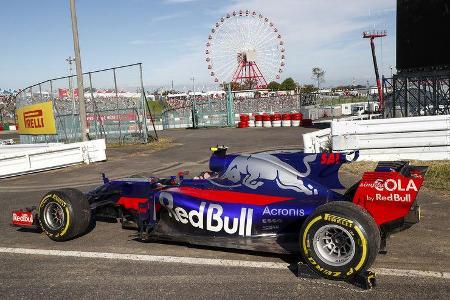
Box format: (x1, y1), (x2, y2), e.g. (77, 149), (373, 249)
(352, 161), (427, 226)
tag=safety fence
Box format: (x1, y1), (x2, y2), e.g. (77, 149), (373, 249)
(304, 115), (450, 161)
(15, 63), (157, 144)
(0, 139), (106, 178)
(160, 93), (318, 129)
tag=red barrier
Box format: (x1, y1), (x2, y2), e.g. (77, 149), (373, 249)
(282, 113), (291, 120)
(254, 114), (263, 121)
(240, 114), (250, 122)
(290, 112), (303, 120)
(271, 113), (282, 121)
(262, 114), (271, 121)
(237, 121), (249, 128)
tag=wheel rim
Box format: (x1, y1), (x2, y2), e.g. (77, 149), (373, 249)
(313, 224), (355, 267)
(43, 202), (65, 231)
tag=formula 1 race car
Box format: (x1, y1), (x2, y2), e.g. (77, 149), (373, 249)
(12, 146), (427, 288)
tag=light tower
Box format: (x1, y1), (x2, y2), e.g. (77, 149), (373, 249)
(363, 30), (386, 110)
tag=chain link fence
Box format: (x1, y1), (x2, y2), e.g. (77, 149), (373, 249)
(160, 93), (319, 128)
(15, 63), (157, 144)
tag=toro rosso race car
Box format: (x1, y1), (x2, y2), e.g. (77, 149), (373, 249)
(12, 147), (427, 287)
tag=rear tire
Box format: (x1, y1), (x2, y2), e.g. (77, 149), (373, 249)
(300, 201), (380, 280)
(38, 188), (91, 241)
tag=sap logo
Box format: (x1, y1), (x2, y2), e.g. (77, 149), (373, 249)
(320, 153), (341, 165)
(374, 179), (418, 192)
(218, 154), (318, 195)
(159, 192), (252, 236)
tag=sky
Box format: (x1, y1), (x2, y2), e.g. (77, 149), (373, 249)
(0, 0), (396, 91)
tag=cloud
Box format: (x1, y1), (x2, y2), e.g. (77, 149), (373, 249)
(215, 0), (396, 85)
(151, 11), (189, 22)
(130, 39), (151, 45)
(147, 0), (396, 87)
(163, 0), (200, 4)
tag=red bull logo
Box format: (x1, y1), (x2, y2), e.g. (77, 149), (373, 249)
(159, 192), (253, 236)
(216, 153), (318, 195)
(12, 212), (34, 226)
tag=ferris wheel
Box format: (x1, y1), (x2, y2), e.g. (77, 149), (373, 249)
(205, 10), (285, 89)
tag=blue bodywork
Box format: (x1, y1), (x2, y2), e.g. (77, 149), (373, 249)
(90, 148), (356, 254)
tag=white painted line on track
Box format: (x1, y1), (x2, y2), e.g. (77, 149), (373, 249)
(0, 247), (448, 280)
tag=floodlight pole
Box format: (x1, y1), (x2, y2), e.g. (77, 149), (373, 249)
(69, 0), (88, 141)
(363, 30), (387, 111)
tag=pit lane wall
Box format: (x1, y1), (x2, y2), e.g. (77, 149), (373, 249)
(0, 139), (106, 178)
(303, 115), (450, 160)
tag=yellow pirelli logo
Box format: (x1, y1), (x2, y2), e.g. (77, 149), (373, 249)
(324, 213), (354, 228)
(17, 101), (57, 135)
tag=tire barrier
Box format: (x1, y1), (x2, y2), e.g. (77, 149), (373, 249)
(237, 114), (250, 128)
(237, 112), (308, 128)
(262, 114), (272, 128)
(281, 113), (291, 127)
(291, 112), (302, 127)
(255, 114), (263, 127)
(271, 113), (282, 127)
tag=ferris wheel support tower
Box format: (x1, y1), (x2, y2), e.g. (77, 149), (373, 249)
(231, 50), (268, 89)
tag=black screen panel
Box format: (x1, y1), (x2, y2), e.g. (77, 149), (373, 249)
(397, 0), (450, 71)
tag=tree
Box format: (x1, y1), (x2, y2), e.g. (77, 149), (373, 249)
(300, 84), (317, 94)
(83, 87), (97, 92)
(312, 67), (325, 91)
(242, 78), (258, 90)
(280, 77), (296, 91)
(221, 82), (242, 91)
(267, 81), (280, 91)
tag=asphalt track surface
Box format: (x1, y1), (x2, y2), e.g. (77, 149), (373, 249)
(1, 127), (449, 299)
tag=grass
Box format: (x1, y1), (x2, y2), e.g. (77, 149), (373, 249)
(317, 96), (371, 106)
(342, 160), (450, 193)
(107, 137), (174, 151)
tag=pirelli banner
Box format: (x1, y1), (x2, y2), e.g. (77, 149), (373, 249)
(16, 101), (57, 135)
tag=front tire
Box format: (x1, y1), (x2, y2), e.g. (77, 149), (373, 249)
(300, 201), (380, 280)
(38, 188), (91, 241)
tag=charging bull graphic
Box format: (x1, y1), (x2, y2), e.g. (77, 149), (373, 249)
(216, 153), (318, 195)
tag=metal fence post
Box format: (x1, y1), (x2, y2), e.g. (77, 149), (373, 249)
(393, 75), (397, 118)
(432, 74), (438, 115)
(226, 83), (234, 127)
(404, 77), (408, 117)
(38, 84), (42, 101)
(49, 80), (59, 143)
(138, 63), (149, 143)
(112, 68), (122, 144)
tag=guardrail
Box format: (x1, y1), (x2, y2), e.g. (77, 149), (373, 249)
(303, 129), (331, 153)
(0, 139), (106, 178)
(331, 115), (450, 160)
